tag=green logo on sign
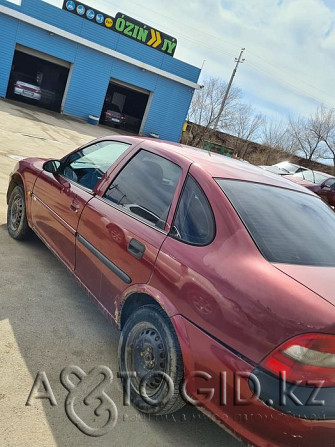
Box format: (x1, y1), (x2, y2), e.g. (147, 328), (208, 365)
(113, 13), (177, 56)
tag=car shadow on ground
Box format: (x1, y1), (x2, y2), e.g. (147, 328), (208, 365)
(0, 223), (241, 446)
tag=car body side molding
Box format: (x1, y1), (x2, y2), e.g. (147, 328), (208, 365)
(76, 234), (131, 284)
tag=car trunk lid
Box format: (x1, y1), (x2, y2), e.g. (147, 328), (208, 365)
(273, 264), (335, 307)
(15, 81), (40, 92)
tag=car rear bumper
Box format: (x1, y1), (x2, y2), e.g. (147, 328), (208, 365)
(172, 315), (335, 447)
(104, 117), (125, 125)
(252, 367), (335, 420)
(14, 87), (41, 101)
(105, 113), (126, 124)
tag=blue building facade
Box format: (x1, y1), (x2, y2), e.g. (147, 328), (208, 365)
(0, 0), (201, 141)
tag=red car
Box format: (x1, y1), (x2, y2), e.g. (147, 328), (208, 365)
(103, 103), (126, 128)
(285, 170), (335, 207)
(7, 136), (335, 446)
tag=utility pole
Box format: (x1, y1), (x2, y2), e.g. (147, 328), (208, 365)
(213, 48), (245, 131)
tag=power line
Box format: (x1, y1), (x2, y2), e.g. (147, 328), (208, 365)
(246, 54), (332, 100)
(246, 61), (335, 108)
(99, 0), (333, 107)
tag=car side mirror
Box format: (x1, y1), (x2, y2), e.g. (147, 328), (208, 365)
(43, 160), (61, 174)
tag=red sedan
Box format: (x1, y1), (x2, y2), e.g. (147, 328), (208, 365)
(285, 170), (335, 207)
(6, 136), (335, 446)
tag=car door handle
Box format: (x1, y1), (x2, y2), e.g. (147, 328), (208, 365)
(70, 198), (80, 213)
(127, 239), (145, 259)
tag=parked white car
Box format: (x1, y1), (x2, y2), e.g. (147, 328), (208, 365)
(260, 161), (308, 176)
(13, 74), (41, 101)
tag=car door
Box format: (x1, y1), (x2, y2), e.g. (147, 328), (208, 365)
(30, 139), (132, 271)
(149, 172), (219, 333)
(31, 171), (92, 270)
(75, 148), (187, 317)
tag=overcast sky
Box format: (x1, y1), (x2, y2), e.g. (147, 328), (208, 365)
(38, 0), (335, 123)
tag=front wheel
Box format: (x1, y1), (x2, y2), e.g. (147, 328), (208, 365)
(118, 305), (185, 415)
(7, 185), (31, 240)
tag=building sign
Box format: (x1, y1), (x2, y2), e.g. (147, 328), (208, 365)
(62, 2), (177, 56)
(113, 13), (177, 57)
(62, 1), (114, 30)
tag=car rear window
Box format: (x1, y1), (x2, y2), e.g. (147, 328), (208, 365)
(109, 104), (121, 113)
(17, 75), (37, 85)
(216, 179), (335, 266)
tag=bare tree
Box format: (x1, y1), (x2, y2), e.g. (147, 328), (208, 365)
(288, 116), (323, 161)
(261, 119), (295, 153)
(309, 105), (335, 173)
(187, 77), (242, 147)
(258, 119), (298, 164)
(225, 103), (265, 157)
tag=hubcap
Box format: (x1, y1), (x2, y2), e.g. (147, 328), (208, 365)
(10, 194), (23, 230)
(126, 324), (167, 396)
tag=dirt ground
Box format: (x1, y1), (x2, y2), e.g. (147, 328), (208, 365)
(0, 99), (241, 447)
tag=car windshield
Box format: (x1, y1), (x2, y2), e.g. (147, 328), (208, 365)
(274, 162), (300, 173)
(216, 179), (335, 266)
(294, 170), (329, 184)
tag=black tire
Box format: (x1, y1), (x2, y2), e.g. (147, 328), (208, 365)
(119, 305), (185, 415)
(7, 185), (31, 240)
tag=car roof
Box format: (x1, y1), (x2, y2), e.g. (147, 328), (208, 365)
(100, 136), (317, 195)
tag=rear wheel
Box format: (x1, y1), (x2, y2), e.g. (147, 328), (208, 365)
(119, 305), (185, 415)
(7, 185), (31, 240)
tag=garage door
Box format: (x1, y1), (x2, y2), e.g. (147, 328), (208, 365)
(101, 79), (151, 134)
(6, 45), (71, 113)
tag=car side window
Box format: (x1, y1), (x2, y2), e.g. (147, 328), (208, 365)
(104, 150), (182, 229)
(302, 170), (314, 182)
(293, 171), (304, 179)
(171, 175), (215, 245)
(324, 179), (335, 189)
(59, 141), (131, 191)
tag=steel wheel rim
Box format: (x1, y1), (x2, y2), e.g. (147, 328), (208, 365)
(125, 322), (167, 397)
(10, 194), (23, 230)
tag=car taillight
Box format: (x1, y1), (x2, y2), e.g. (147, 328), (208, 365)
(260, 333), (335, 386)
(120, 115), (125, 120)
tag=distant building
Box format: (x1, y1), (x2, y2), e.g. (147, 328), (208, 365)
(0, 0), (201, 142)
